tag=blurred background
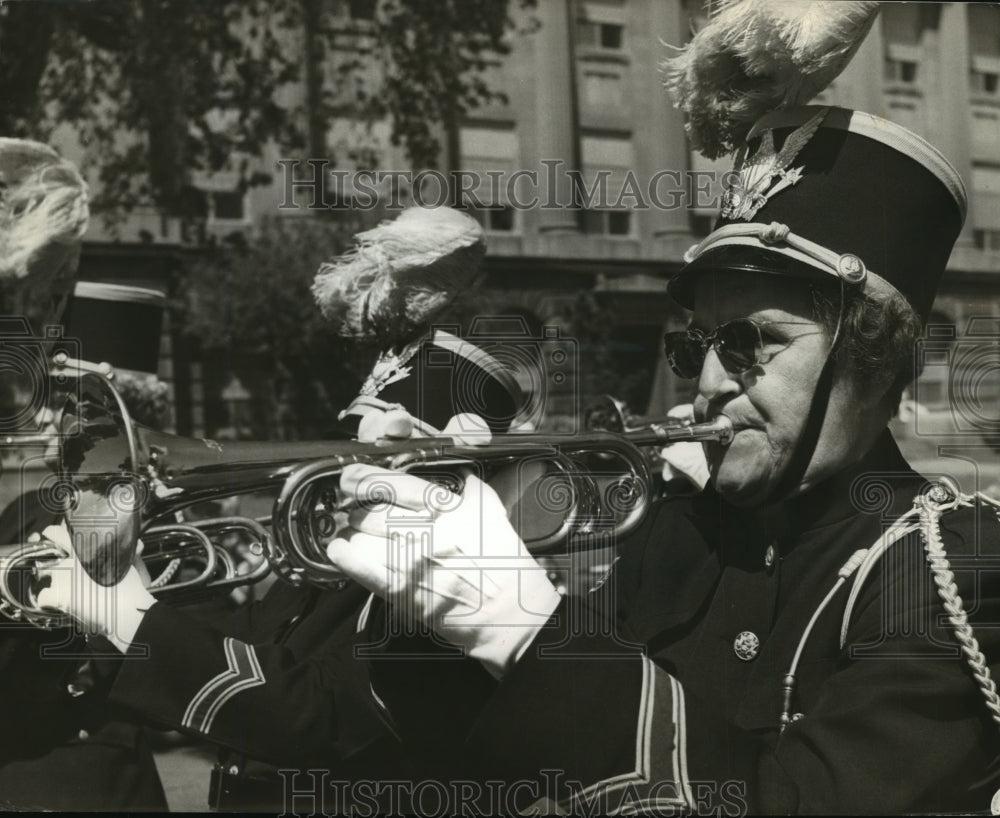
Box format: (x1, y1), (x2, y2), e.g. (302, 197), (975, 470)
(0, 0), (996, 468)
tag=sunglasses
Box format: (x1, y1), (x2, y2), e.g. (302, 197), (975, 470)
(663, 318), (814, 379)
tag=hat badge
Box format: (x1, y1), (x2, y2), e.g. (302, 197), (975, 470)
(358, 337), (423, 397)
(721, 107), (828, 222)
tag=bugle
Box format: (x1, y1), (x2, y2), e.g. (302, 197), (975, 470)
(0, 358), (733, 625)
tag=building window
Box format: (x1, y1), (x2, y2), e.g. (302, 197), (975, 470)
(467, 204), (515, 233)
(884, 58), (918, 84)
(582, 70), (622, 108)
(583, 209), (631, 236)
(576, 0), (625, 50)
(577, 20), (623, 49)
(600, 22), (623, 49)
(974, 229), (1000, 252)
(971, 56), (1000, 97)
(458, 124), (520, 229)
(579, 132), (634, 210)
(972, 71), (1000, 95)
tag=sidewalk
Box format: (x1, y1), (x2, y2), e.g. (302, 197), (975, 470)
(152, 737), (217, 812)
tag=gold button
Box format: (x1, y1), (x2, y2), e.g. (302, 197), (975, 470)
(734, 631), (760, 661)
(764, 545), (776, 569)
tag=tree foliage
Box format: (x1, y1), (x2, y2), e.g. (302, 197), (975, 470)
(178, 214), (377, 439)
(350, 0), (537, 171)
(0, 0), (534, 223)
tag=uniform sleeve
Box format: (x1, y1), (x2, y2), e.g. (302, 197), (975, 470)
(465, 513), (1000, 815)
(109, 600), (392, 768)
(464, 602), (699, 815)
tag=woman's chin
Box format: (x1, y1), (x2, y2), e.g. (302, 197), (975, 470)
(708, 455), (773, 507)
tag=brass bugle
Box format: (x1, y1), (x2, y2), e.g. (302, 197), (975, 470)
(583, 394), (734, 445)
(628, 415), (734, 446)
(1, 359), (736, 625)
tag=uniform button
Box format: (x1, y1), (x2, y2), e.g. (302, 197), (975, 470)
(66, 683), (85, 698)
(764, 544), (776, 570)
(77, 729), (89, 740)
(733, 631), (760, 661)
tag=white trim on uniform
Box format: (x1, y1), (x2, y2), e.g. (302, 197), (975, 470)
(566, 656), (691, 815)
(181, 637), (266, 734)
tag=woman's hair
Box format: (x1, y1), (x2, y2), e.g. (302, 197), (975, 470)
(811, 281), (924, 411)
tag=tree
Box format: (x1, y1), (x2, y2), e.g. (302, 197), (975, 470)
(351, 0), (538, 173)
(0, 0), (535, 224)
(178, 214), (373, 440)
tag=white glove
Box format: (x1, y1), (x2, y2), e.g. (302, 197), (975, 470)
(33, 524), (157, 653)
(357, 406), (493, 446)
(327, 463), (561, 679)
(357, 406), (416, 443)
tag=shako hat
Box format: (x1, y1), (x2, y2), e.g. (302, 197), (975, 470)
(669, 105), (967, 323)
(315, 207), (522, 437)
(62, 281), (166, 376)
(661, 1), (966, 323)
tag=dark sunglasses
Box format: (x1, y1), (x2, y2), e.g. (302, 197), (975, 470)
(663, 318), (813, 379)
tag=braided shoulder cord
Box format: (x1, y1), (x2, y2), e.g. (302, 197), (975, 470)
(916, 488), (1000, 728)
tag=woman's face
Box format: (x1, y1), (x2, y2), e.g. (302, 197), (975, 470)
(690, 271), (890, 507)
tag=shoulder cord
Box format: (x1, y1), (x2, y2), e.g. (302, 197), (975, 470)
(782, 486), (1000, 732)
(779, 548), (867, 731)
(915, 490), (1000, 728)
(780, 511), (920, 730)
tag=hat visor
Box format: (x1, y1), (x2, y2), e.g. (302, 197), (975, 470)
(667, 245), (836, 309)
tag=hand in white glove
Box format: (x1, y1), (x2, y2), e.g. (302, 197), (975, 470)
(327, 463), (561, 679)
(357, 406), (493, 446)
(33, 524), (157, 653)
(357, 406), (416, 443)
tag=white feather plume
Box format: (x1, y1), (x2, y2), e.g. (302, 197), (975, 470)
(663, 0), (879, 158)
(312, 207), (486, 346)
(0, 138), (89, 284)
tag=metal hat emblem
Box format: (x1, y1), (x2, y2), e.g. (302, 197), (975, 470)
(721, 108), (829, 222)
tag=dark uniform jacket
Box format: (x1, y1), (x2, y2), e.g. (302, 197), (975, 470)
(109, 578), (402, 810)
(0, 492), (166, 811)
(378, 432), (1000, 814)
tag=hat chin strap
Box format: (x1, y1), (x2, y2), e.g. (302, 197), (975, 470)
(766, 281), (849, 506)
